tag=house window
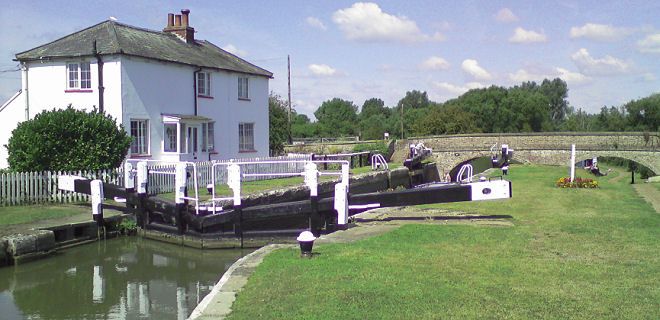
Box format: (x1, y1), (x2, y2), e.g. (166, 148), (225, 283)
(238, 76), (249, 100)
(197, 72), (211, 96)
(130, 120), (149, 155)
(239, 122), (254, 151)
(67, 62), (91, 90)
(164, 123), (178, 152)
(202, 122), (215, 152)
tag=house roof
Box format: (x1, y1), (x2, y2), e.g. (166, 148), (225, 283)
(14, 20), (273, 78)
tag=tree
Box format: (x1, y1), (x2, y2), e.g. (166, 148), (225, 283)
(6, 106), (131, 171)
(360, 98), (389, 120)
(291, 114), (317, 138)
(624, 93), (659, 132)
(396, 90), (430, 110)
(269, 94), (289, 155)
(540, 78), (569, 126)
(313, 98), (358, 137)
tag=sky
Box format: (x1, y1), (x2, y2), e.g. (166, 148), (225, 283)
(1, 0), (659, 120)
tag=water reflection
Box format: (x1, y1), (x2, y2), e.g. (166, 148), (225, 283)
(0, 237), (249, 319)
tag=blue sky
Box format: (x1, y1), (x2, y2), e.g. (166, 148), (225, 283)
(1, 0), (659, 119)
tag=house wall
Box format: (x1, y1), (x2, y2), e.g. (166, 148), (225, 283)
(1, 54), (270, 168)
(120, 55), (270, 162)
(197, 70), (269, 160)
(0, 58), (123, 169)
(0, 94), (24, 168)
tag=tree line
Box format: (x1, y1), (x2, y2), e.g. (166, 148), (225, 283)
(270, 78), (659, 154)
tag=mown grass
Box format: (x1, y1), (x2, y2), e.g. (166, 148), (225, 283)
(227, 165), (659, 319)
(0, 204), (90, 226)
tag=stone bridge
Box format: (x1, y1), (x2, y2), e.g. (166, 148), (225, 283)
(394, 132), (660, 176)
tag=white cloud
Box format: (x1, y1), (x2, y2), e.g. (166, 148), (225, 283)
(332, 2), (444, 43)
(494, 8), (518, 23)
(461, 59), (492, 81)
(571, 48), (630, 76)
(222, 44), (248, 57)
(306, 17), (327, 31)
(508, 67), (590, 85)
(420, 56), (450, 70)
(308, 64), (337, 76)
(569, 23), (633, 41)
(638, 33), (660, 53)
(433, 81), (484, 96)
(641, 72), (657, 81)
(509, 27), (547, 43)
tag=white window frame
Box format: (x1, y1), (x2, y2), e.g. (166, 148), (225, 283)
(239, 122), (255, 151)
(163, 123), (179, 153)
(66, 62), (91, 90)
(197, 72), (211, 96)
(130, 119), (149, 155)
(238, 76), (249, 100)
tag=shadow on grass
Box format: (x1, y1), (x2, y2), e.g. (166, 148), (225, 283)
(353, 214), (513, 223)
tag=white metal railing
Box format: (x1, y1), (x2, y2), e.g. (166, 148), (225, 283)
(208, 160), (351, 221)
(371, 154), (389, 170)
(456, 164), (474, 183)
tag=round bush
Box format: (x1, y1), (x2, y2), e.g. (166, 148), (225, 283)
(6, 107), (132, 171)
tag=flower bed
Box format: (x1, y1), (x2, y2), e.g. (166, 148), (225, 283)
(556, 177), (598, 188)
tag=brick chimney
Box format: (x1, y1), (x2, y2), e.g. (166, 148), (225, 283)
(163, 9), (195, 44)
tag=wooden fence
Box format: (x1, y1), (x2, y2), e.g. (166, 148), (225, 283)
(0, 155), (311, 207)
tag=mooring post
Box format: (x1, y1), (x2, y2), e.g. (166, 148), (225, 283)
(174, 163), (188, 234)
(136, 161), (148, 228)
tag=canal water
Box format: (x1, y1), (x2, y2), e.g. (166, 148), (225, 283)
(0, 237), (250, 319)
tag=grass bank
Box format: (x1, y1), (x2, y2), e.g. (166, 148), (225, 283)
(228, 165), (659, 319)
(0, 204), (90, 226)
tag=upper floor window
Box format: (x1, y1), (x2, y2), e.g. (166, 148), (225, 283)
(130, 119), (149, 155)
(239, 122), (254, 152)
(238, 76), (249, 100)
(67, 62), (91, 90)
(197, 72), (211, 97)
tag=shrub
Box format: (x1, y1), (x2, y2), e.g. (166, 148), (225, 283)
(6, 106), (132, 171)
(353, 142), (389, 156)
(556, 177), (598, 188)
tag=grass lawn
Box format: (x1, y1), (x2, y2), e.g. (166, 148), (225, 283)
(228, 164), (659, 319)
(0, 204), (90, 226)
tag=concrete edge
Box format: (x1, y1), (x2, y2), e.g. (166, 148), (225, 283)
(188, 243), (294, 319)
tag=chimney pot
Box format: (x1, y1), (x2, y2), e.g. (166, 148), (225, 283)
(181, 9), (190, 27)
(174, 14), (182, 26)
(167, 13), (174, 27)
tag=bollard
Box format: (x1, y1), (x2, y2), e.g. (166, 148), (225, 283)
(297, 231), (317, 258)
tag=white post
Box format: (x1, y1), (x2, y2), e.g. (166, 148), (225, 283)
(124, 161), (135, 190)
(227, 164), (242, 206)
(570, 144), (576, 182)
(334, 183), (348, 225)
(91, 179), (103, 218)
(304, 162), (318, 197)
(175, 163), (187, 204)
(137, 161), (148, 195)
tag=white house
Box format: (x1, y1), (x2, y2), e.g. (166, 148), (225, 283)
(0, 9), (272, 169)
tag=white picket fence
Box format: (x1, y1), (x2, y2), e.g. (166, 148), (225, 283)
(0, 155), (311, 207)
